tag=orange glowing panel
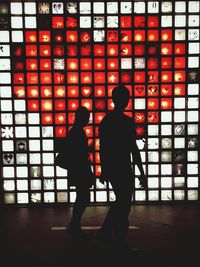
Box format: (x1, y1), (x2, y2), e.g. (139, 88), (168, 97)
(55, 100), (66, 111)
(55, 86), (66, 98)
(134, 85), (145, 97)
(107, 59), (118, 70)
(40, 59), (51, 70)
(66, 17), (77, 28)
(175, 44), (185, 55)
(81, 58), (92, 70)
(52, 17), (64, 28)
(41, 86), (52, 98)
(55, 126), (66, 137)
(148, 98), (159, 110)
(42, 114), (53, 124)
(66, 31), (78, 42)
(39, 31), (51, 42)
(161, 29), (172, 41)
(54, 45), (64, 56)
(39, 45), (51, 56)
(26, 59), (38, 70)
(161, 71), (172, 83)
(134, 72), (145, 83)
(41, 100), (53, 111)
(94, 72), (105, 84)
(25, 31), (37, 42)
(120, 16), (132, 28)
(27, 86), (39, 98)
(94, 59), (105, 70)
(108, 72), (119, 84)
(134, 30), (145, 42)
(107, 30), (118, 42)
(174, 58), (185, 69)
(67, 59), (78, 70)
(14, 73), (24, 84)
(28, 100), (39, 111)
(27, 73), (39, 84)
(94, 86), (105, 97)
(26, 45), (37, 56)
(135, 112), (145, 123)
(120, 30), (132, 42)
(94, 44), (105, 56)
(55, 113), (66, 124)
(68, 100), (79, 111)
(40, 72), (52, 84)
(161, 85), (172, 96)
(148, 112), (159, 123)
(174, 84), (185, 96)
(107, 99), (114, 110)
(107, 44), (118, 56)
(67, 86), (79, 97)
(81, 86), (92, 97)
(174, 71), (185, 82)
(14, 86), (25, 98)
(148, 30), (158, 41)
(148, 16), (158, 27)
(161, 44), (172, 55)
(134, 16), (145, 27)
(81, 72), (92, 84)
(81, 99), (92, 110)
(95, 165), (101, 176)
(67, 72), (79, 84)
(161, 58), (172, 69)
(85, 126), (93, 138)
(161, 98), (172, 110)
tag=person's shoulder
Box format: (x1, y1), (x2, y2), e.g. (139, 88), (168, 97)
(123, 114), (136, 127)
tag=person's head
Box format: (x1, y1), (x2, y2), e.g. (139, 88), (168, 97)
(74, 106), (90, 127)
(112, 85), (130, 111)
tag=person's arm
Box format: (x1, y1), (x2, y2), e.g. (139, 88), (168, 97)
(134, 145), (147, 188)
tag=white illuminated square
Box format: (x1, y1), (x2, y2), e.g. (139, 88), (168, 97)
(121, 58), (132, 69)
(174, 177), (185, 187)
(174, 98), (185, 109)
(174, 190), (185, 200)
(0, 31), (9, 42)
(80, 2), (91, 14)
(0, 86), (11, 97)
(148, 164), (159, 175)
(1, 100), (12, 111)
(161, 16), (172, 27)
(70, 192), (76, 203)
(15, 114), (26, 124)
(189, 1), (200, 13)
(161, 177), (172, 188)
(148, 2), (159, 13)
(57, 192), (68, 202)
(0, 73), (11, 84)
(161, 164), (172, 175)
(148, 125), (159, 136)
(174, 137), (185, 148)
(43, 166), (54, 177)
(161, 190), (172, 201)
(188, 151), (198, 162)
(175, 15), (186, 26)
(24, 2), (36, 14)
(25, 17), (37, 28)
(189, 15), (199, 26)
(188, 111), (198, 122)
(161, 2), (172, 13)
(30, 153), (41, 164)
(161, 124), (172, 135)
(29, 140), (40, 151)
(148, 152), (159, 162)
(28, 113), (40, 124)
(134, 2), (145, 13)
(161, 111), (172, 122)
(188, 124), (198, 135)
(148, 191), (159, 201)
(11, 3), (22, 14)
(16, 167), (28, 177)
(17, 180), (28, 191)
(56, 179), (68, 190)
(42, 153), (54, 164)
(107, 16), (118, 28)
(188, 97), (199, 109)
(3, 166), (14, 177)
(42, 126), (53, 137)
(80, 17), (91, 28)
(148, 138), (159, 149)
(188, 177), (198, 188)
(188, 43), (200, 54)
(15, 127), (27, 138)
(148, 178), (159, 188)
(93, 30), (105, 42)
(0, 59), (10, 70)
(93, 3), (105, 14)
(187, 164), (198, 175)
(96, 191), (107, 202)
(29, 126), (40, 137)
(17, 193), (29, 204)
(44, 192), (55, 203)
(14, 100), (26, 111)
(42, 140), (53, 151)
(107, 2), (118, 14)
(120, 2), (132, 14)
(11, 31), (23, 42)
(93, 17), (105, 28)
(161, 151), (172, 162)
(56, 166), (67, 177)
(134, 99), (145, 109)
(31, 180), (41, 190)
(188, 190), (198, 201)
(1, 114), (13, 125)
(188, 57), (199, 68)
(175, 29), (186, 40)
(135, 191), (146, 201)
(11, 17), (23, 28)
(4, 180), (15, 191)
(175, 1), (186, 12)
(174, 111), (185, 122)
(52, 2), (63, 14)
(0, 45), (10, 57)
(188, 29), (199, 40)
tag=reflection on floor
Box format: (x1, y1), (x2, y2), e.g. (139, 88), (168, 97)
(1, 204), (200, 267)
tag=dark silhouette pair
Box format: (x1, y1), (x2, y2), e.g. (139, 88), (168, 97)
(60, 85), (147, 246)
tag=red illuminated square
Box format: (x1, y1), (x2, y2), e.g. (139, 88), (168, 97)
(161, 44), (172, 55)
(148, 112), (159, 123)
(135, 112), (145, 123)
(66, 17), (77, 28)
(53, 45), (64, 56)
(68, 113), (75, 124)
(107, 59), (118, 70)
(42, 114), (53, 124)
(27, 86), (39, 98)
(85, 126), (93, 138)
(94, 59), (105, 70)
(55, 86), (66, 98)
(80, 45), (91, 56)
(66, 31), (78, 42)
(81, 86), (92, 97)
(55, 100), (66, 111)
(41, 86), (52, 98)
(67, 86), (79, 97)
(148, 71), (159, 83)
(55, 113), (66, 124)
(107, 44), (118, 56)
(81, 99), (92, 110)
(148, 98), (159, 110)
(134, 30), (145, 42)
(80, 32), (91, 43)
(120, 16), (132, 28)
(161, 58), (172, 69)
(54, 33), (64, 42)
(94, 44), (105, 56)
(81, 72), (92, 84)
(161, 29), (172, 41)
(26, 59), (38, 70)
(52, 17), (64, 28)
(136, 126), (145, 136)
(134, 16), (145, 27)
(120, 30), (132, 42)
(67, 45), (77, 56)
(120, 44), (132, 56)
(14, 86), (25, 98)
(161, 85), (172, 96)
(68, 100), (79, 110)
(107, 99), (114, 110)
(14, 61), (24, 70)
(14, 73), (24, 84)
(134, 85), (145, 97)
(148, 44), (159, 55)
(148, 16), (159, 27)
(134, 45), (145, 56)
(108, 72), (119, 84)
(148, 85), (159, 96)
(55, 127), (66, 137)
(41, 100), (53, 111)
(39, 45), (51, 57)
(107, 30), (118, 42)
(54, 73), (65, 84)
(161, 71), (172, 83)
(175, 44), (185, 55)
(148, 30), (158, 41)
(94, 86), (105, 97)
(25, 31), (37, 42)
(67, 72), (79, 84)
(67, 59), (78, 70)
(27, 72), (38, 84)
(81, 58), (92, 70)
(94, 72), (105, 84)
(174, 71), (185, 82)
(134, 72), (145, 83)
(28, 100), (39, 111)
(26, 45), (37, 57)
(174, 84), (185, 96)
(121, 72), (132, 83)
(161, 98), (172, 110)
(94, 100), (106, 111)
(40, 59), (51, 70)
(174, 57), (185, 69)
(40, 72), (52, 84)
(39, 31), (51, 42)
(148, 58), (159, 69)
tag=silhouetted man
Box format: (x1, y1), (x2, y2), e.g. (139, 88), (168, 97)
(64, 107), (95, 238)
(98, 85), (147, 249)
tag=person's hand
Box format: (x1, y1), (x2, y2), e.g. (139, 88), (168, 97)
(138, 174), (148, 189)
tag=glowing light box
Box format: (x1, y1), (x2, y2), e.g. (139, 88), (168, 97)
(0, 1), (199, 205)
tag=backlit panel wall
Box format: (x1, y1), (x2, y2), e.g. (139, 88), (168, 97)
(0, 1), (199, 205)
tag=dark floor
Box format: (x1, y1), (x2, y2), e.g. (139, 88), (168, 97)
(1, 204), (200, 267)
